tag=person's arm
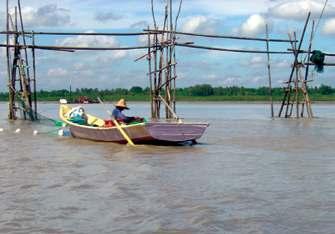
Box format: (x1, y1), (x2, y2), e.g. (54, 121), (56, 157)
(123, 116), (136, 124)
(112, 109), (127, 122)
(112, 109), (121, 119)
(113, 109), (142, 124)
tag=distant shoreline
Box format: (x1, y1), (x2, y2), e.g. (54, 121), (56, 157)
(1, 85), (335, 103)
(1, 100), (335, 104)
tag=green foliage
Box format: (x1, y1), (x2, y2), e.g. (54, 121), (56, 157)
(318, 85), (334, 95)
(188, 84), (214, 96)
(0, 84), (335, 102)
(130, 86), (143, 95)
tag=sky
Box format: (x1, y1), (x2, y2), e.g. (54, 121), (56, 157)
(0, 0), (335, 91)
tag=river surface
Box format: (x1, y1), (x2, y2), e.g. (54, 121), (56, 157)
(1, 102), (335, 234)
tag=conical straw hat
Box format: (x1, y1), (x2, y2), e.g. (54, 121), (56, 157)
(115, 99), (129, 109)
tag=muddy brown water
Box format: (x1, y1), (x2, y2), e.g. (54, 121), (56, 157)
(1, 102), (335, 234)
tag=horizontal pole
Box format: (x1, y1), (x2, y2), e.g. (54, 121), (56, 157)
(0, 44), (153, 51)
(175, 43), (293, 54)
(159, 76), (178, 90)
(305, 63), (335, 66)
(145, 29), (297, 43)
(288, 48), (335, 56)
(148, 63), (177, 75)
(0, 30), (157, 36)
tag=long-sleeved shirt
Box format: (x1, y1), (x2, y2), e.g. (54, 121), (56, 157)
(112, 108), (135, 124)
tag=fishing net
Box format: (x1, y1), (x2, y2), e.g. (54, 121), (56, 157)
(35, 111), (64, 127)
(310, 50), (325, 73)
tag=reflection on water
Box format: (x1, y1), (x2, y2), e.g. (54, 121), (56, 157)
(1, 102), (335, 233)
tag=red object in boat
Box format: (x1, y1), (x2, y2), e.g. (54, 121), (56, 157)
(104, 120), (115, 127)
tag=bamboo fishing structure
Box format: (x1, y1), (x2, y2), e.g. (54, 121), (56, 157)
(146, 0), (179, 120)
(5, 0), (36, 120)
(277, 13), (335, 118)
(278, 13), (313, 118)
(2, 0), (335, 121)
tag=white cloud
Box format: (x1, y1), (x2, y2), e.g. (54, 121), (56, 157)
(94, 11), (123, 22)
(273, 60), (291, 69)
(96, 51), (127, 63)
(242, 55), (291, 70)
(222, 76), (242, 86)
(130, 20), (149, 29)
(137, 34), (160, 46)
(239, 14), (268, 36)
(11, 4), (71, 28)
(247, 55), (266, 67)
(0, 38), (15, 59)
(47, 68), (68, 77)
(323, 18), (335, 35)
(57, 32), (120, 47)
(252, 76), (265, 83)
(181, 16), (217, 34)
(269, 0), (335, 20)
(185, 0), (271, 16)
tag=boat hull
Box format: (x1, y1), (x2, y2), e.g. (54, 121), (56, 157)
(69, 122), (208, 144)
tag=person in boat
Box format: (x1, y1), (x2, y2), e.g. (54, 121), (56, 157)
(112, 99), (143, 124)
(66, 106), (88, 125)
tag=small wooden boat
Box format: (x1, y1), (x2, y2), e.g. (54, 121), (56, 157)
(59, 103), (208, 144)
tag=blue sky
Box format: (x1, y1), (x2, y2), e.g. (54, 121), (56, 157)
(1, 0), (335, 91)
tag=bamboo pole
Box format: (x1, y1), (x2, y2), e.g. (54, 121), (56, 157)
(287, 49), (335, 56)
(294, 55), (300, 119)
(304, 21), (315, 118)
(32, 31), (37, 119)
(0, 43), (302, 55)
(285, 32), (298, 118)
(6, 0), (15, 119)
(175, 43), (293, 54)
(156, 5), (169, 119)
(145, 29), (297, 43)
(0, 44), (155, 51)
(147, 28), (154, 120)
(18, 0), (29, 75)
(0, 31), (153, 36)
(10, 7), (21, 119)
(291, 33), (299, 118)
(304, 63), (335, 66)
(173, 0), (183, 113)
(152, 33), (157, 119)
(158, 95), (181, 122)
(147, 62), (177, 75)
(166, 0), (173, 119)
(18, 0), (33, 120)
(283, 12), (311, 85)
(158, 76), (177, 90)
(265, 24), (274, 118)
(151, 0), (157, 30)
(150, 0), (158, 120)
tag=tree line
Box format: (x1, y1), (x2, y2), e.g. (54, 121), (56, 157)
(0, 84), (335, 101)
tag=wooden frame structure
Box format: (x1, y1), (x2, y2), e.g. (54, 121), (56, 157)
(5, 0), (36, 120)
(2, 0), (335, 121)
(278, 14), (335, 118)
(277, 13), (315, 118)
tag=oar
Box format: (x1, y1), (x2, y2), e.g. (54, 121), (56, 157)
(97, 97), (135, 146)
